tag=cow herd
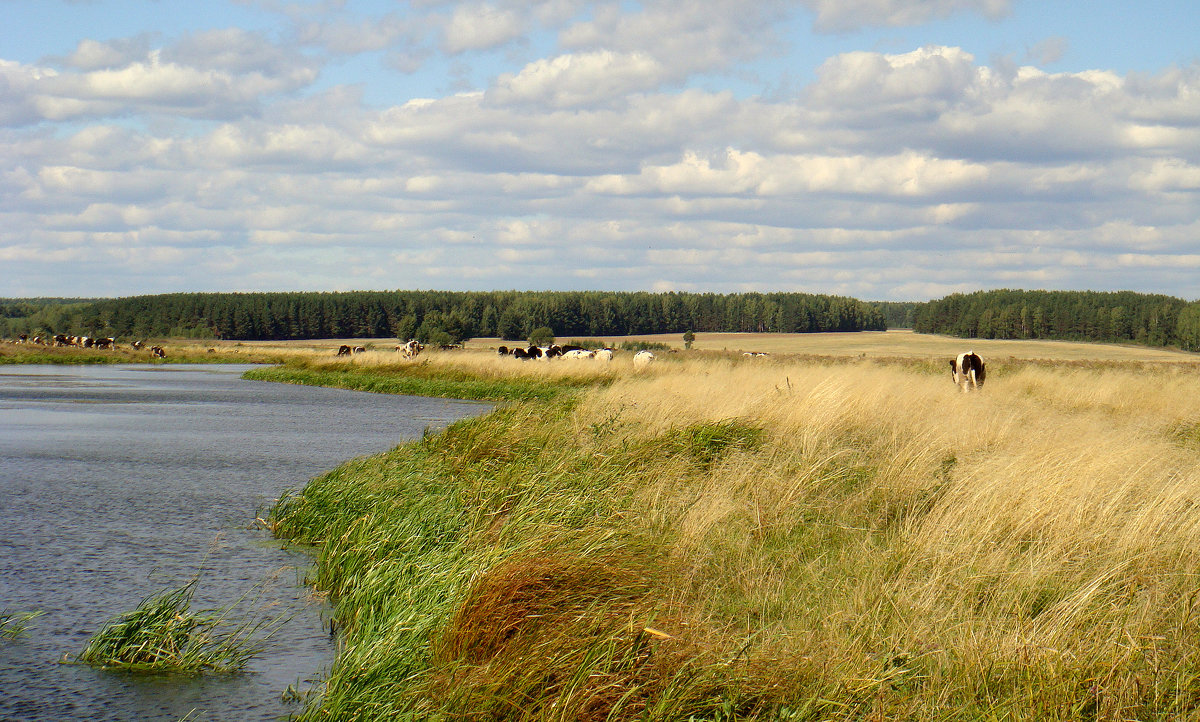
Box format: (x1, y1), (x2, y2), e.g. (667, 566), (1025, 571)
(496, 343), (623, 364)
(10, 333), (166, 358)
(336, 339), (426, 358)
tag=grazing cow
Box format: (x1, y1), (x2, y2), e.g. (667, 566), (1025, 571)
(497, 345), (510, 355)
(950, 351), (986, 392)
(397, 339), (424, 359)
(594, 348), (614, 363)
(131, 340), (145, 351)
(562, 349), (595, 360)
(150, 346), (166, 358)
(352, 346), (367, 354)
(513, 346), (544, 360)
(17, 334), (28, 344)
(337, 345), (352, 356)
(53, 334), (69, 347)
(94, 337), (114, 350)
(633, 350), (656, 368)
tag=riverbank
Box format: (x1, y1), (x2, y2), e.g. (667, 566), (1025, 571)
(265, 350), (1200, 720)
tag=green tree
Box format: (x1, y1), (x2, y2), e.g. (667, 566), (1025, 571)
(683, 330), (695, 349)
(528, 326), (555, 346)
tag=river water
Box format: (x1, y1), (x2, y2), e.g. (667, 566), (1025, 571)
(0, 364), (491, 721)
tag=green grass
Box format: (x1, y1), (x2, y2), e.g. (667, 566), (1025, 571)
(242, 363), (587, 402)
(76, 579), (280, 674)
(0, 610), (45, 639)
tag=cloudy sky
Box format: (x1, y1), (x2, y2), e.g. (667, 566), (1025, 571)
(3, 0), (1199, 300)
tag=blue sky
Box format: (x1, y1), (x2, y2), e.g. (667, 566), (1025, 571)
(3, 0), (1200, 300)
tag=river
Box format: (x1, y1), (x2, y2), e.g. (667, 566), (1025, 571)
(0, 364), (491, 721)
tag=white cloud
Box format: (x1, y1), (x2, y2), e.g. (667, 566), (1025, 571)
(800, 0), (1012, 33)
(442, 4), (526, 53)
(488, 50), (668, 107)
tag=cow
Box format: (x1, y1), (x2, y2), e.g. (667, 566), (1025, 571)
(562, 349), (595, 359)
(352, 346), (367, 354)
(17, 334), (28, 344)
(633, 350), (656, 368)
(594, 348), (614, 363)
(397, 339), (423, 359)
(131, 340), (145, 351)
(951, 351), (986, 392)
(53, 334), (69, 347)
(150, 346), (166, 358)
(497, 345), (510, 355)
(337, 345), (352, 356)
(94, 337), (115, 350)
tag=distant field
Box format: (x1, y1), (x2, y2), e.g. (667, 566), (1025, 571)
(8, 330), (1198, 366)
(537, 329), (1199, 362)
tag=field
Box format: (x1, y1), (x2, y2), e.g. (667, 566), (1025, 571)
(242, 332), (1200, 720)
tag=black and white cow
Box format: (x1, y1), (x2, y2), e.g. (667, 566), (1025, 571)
(337, 345), (353, 356)
(150, 346), (167, 358)
(950, 351), (986, 392)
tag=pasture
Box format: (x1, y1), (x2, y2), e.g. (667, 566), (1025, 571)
(263, 332), (1200, 720)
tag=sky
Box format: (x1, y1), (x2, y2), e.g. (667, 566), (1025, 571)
(2, 0), (1199, 301)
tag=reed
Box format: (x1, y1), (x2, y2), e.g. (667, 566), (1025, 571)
(266, 352), (1200, 719)
(0, 610), (44, 639)
(76, 579), (280, 674)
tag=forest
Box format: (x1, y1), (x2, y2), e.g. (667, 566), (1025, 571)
(0, 290), (887, 344)
(914, 289), (1200, 351)
(4, 289), (1199, 351)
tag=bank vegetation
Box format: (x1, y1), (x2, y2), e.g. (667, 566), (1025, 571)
(266, 348), (1200, 720)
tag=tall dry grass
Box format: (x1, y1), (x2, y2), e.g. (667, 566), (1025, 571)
(270, 351), (1200, 720)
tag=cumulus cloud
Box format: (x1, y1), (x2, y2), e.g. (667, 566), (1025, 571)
(488, 51), (669, 108)
(1, 33), (319, 126)
(4, 2), (1200, 299)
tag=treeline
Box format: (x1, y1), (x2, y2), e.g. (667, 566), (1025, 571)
(914, 289), (1200, 351)
(0, 291), (886, 343)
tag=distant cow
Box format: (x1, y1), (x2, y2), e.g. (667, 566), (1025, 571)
(562, 349), (595, 360)
(397, 339), (423, 359)
(633, 350), (656, 368)
(131, 340), (145, 351)
(337, 345), (352, 356)
(951, 351), (986, 392)
(150, 346), (166, 358)
(94, 337), (115, 350)
(594, 348), (614, 363)
(352, 346), (367, 354)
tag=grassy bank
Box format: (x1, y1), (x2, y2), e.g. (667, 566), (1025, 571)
(266, 352), (1200, 720)
(242, 361), (592, 402)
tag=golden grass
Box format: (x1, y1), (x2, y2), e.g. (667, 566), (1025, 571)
(268, 336), (1200, 718)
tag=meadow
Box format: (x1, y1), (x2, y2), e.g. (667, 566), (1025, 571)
(256, 334), (1200, 720)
